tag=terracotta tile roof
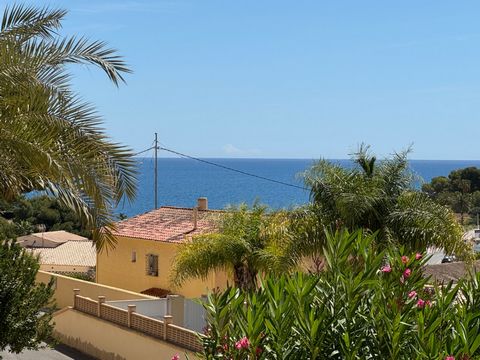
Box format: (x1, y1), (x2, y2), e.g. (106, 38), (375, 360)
(141, 287), (172, 298)
(113, 206), (221, 242)
(29, 241), (96, 267)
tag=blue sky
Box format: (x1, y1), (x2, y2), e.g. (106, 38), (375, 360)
(7, 1), (480, 159)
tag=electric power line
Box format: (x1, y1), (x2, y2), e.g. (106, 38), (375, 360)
(133, 146), (155, 157)
(158, 146), (309, 191)
(133, 144), (310, 191)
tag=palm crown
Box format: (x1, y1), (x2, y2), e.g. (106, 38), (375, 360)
(303, 145), (467, 256)
(171, 203), (272, 290)
(0, 5), (136, 249)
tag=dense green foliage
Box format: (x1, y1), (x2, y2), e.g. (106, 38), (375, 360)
(423, 167), (480, 224)
(0, 195), (90, 239)
(303, 146), (467, 256)
(0, 4), (137, 250)
(171, 204), (273, 290)
(0, 240), (55, 354)
(0, 217), (18, 241)
(199, 230), (480, 360)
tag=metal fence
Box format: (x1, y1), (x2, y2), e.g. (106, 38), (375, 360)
(184, 298), (207, 333)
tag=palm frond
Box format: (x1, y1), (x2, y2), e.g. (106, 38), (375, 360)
(302, 145), (467, 256)
(0, 5), (136, 250)
(388, 192), (469, 256)
(1, 5), (65, 41)
(170, 234), (249, 286)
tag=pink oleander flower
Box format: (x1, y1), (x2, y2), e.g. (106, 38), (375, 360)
(445, 356), (454, 360)
(408, 290), (417, 299)
(426, 300), (432, 307)
(415, 253), (423, 260)
(235, 336), (250, 350)
(401, 256), (408, 264)
(424, 286), (435, 295)
(381, 265), (392, 273)
(403, 268), (412, 278)
(171, 355), (180, 360)
(417, 299), (425, 309)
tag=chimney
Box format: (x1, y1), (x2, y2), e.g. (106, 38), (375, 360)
(197, 197), (208, 211)
(192, 207), (198, 230)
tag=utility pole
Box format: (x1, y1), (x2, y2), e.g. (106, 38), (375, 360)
(154, 132), (158, 209)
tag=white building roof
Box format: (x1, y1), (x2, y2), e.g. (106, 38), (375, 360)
(29, 241), (96, 267)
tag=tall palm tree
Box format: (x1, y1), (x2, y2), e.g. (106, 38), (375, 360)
(170, 204), (274, 291)
(0, 5), (136, 250)
(302, 145), (468, 257)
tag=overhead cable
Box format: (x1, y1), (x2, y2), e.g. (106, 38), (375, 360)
(158, 146), (309, 191)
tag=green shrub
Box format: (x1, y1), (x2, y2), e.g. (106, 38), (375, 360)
(199, 230), (480, 359)
(0, 240), (55, 354)
(62, 270), (95, 282)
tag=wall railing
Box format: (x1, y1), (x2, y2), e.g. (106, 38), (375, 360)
(72, 289), (203, 353)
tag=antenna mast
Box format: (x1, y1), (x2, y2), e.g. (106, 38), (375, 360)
(154, 132), (158, 209)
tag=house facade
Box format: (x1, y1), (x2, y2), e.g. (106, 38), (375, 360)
(96, 198), (229, 298)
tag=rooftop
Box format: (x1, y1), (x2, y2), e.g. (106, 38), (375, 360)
(112, 206), (221, 242)
(424, 260), (480, 283)
(29, 241), (96, 267)
(463, 228), (480, 241)
(18, 230), (89, 247)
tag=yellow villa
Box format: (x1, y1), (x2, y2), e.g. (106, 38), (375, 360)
(97, 197), (229, 298)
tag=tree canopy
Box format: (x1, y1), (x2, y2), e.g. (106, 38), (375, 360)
(0, 4), (137, 250)
(0, 195), (91, 239)
(423, 167), (480, 224)
(302, 145), (467, 256)
(171, 203), (275, 291)
(0, 240), (54, 354)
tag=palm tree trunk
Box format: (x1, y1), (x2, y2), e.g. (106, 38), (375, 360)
(233, 264), (257, 291)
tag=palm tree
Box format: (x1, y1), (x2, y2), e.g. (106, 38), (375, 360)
(0, 5), (136, 250)
(170, 204), (274, 291)
(302, 145), (468, 257)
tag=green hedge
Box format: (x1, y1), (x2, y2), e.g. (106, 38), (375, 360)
(199, 230), (480, 360)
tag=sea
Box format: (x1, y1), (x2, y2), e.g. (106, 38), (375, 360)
(116, 158), (480, 217)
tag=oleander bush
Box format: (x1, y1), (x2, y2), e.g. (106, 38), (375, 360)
(199, 230), (480, 360)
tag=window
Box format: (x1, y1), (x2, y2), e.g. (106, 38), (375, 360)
(145, 254), (158, 276)
(131, 251), (137, 262)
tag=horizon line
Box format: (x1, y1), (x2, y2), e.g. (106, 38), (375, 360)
(133, 156), (480, 162)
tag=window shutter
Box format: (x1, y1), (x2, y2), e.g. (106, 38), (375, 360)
(145, 254), (158, 276)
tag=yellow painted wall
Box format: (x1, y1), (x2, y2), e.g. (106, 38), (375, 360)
(36, 271), (155, 308)
(53, 308), (198, 360)
(97, 236), (229, 298)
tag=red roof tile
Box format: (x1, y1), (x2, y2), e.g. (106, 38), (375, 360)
(113, 206), (221, 242)
(141, 287), (172, 298)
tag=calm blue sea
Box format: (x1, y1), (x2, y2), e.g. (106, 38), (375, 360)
(116, 158), (480, 217)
